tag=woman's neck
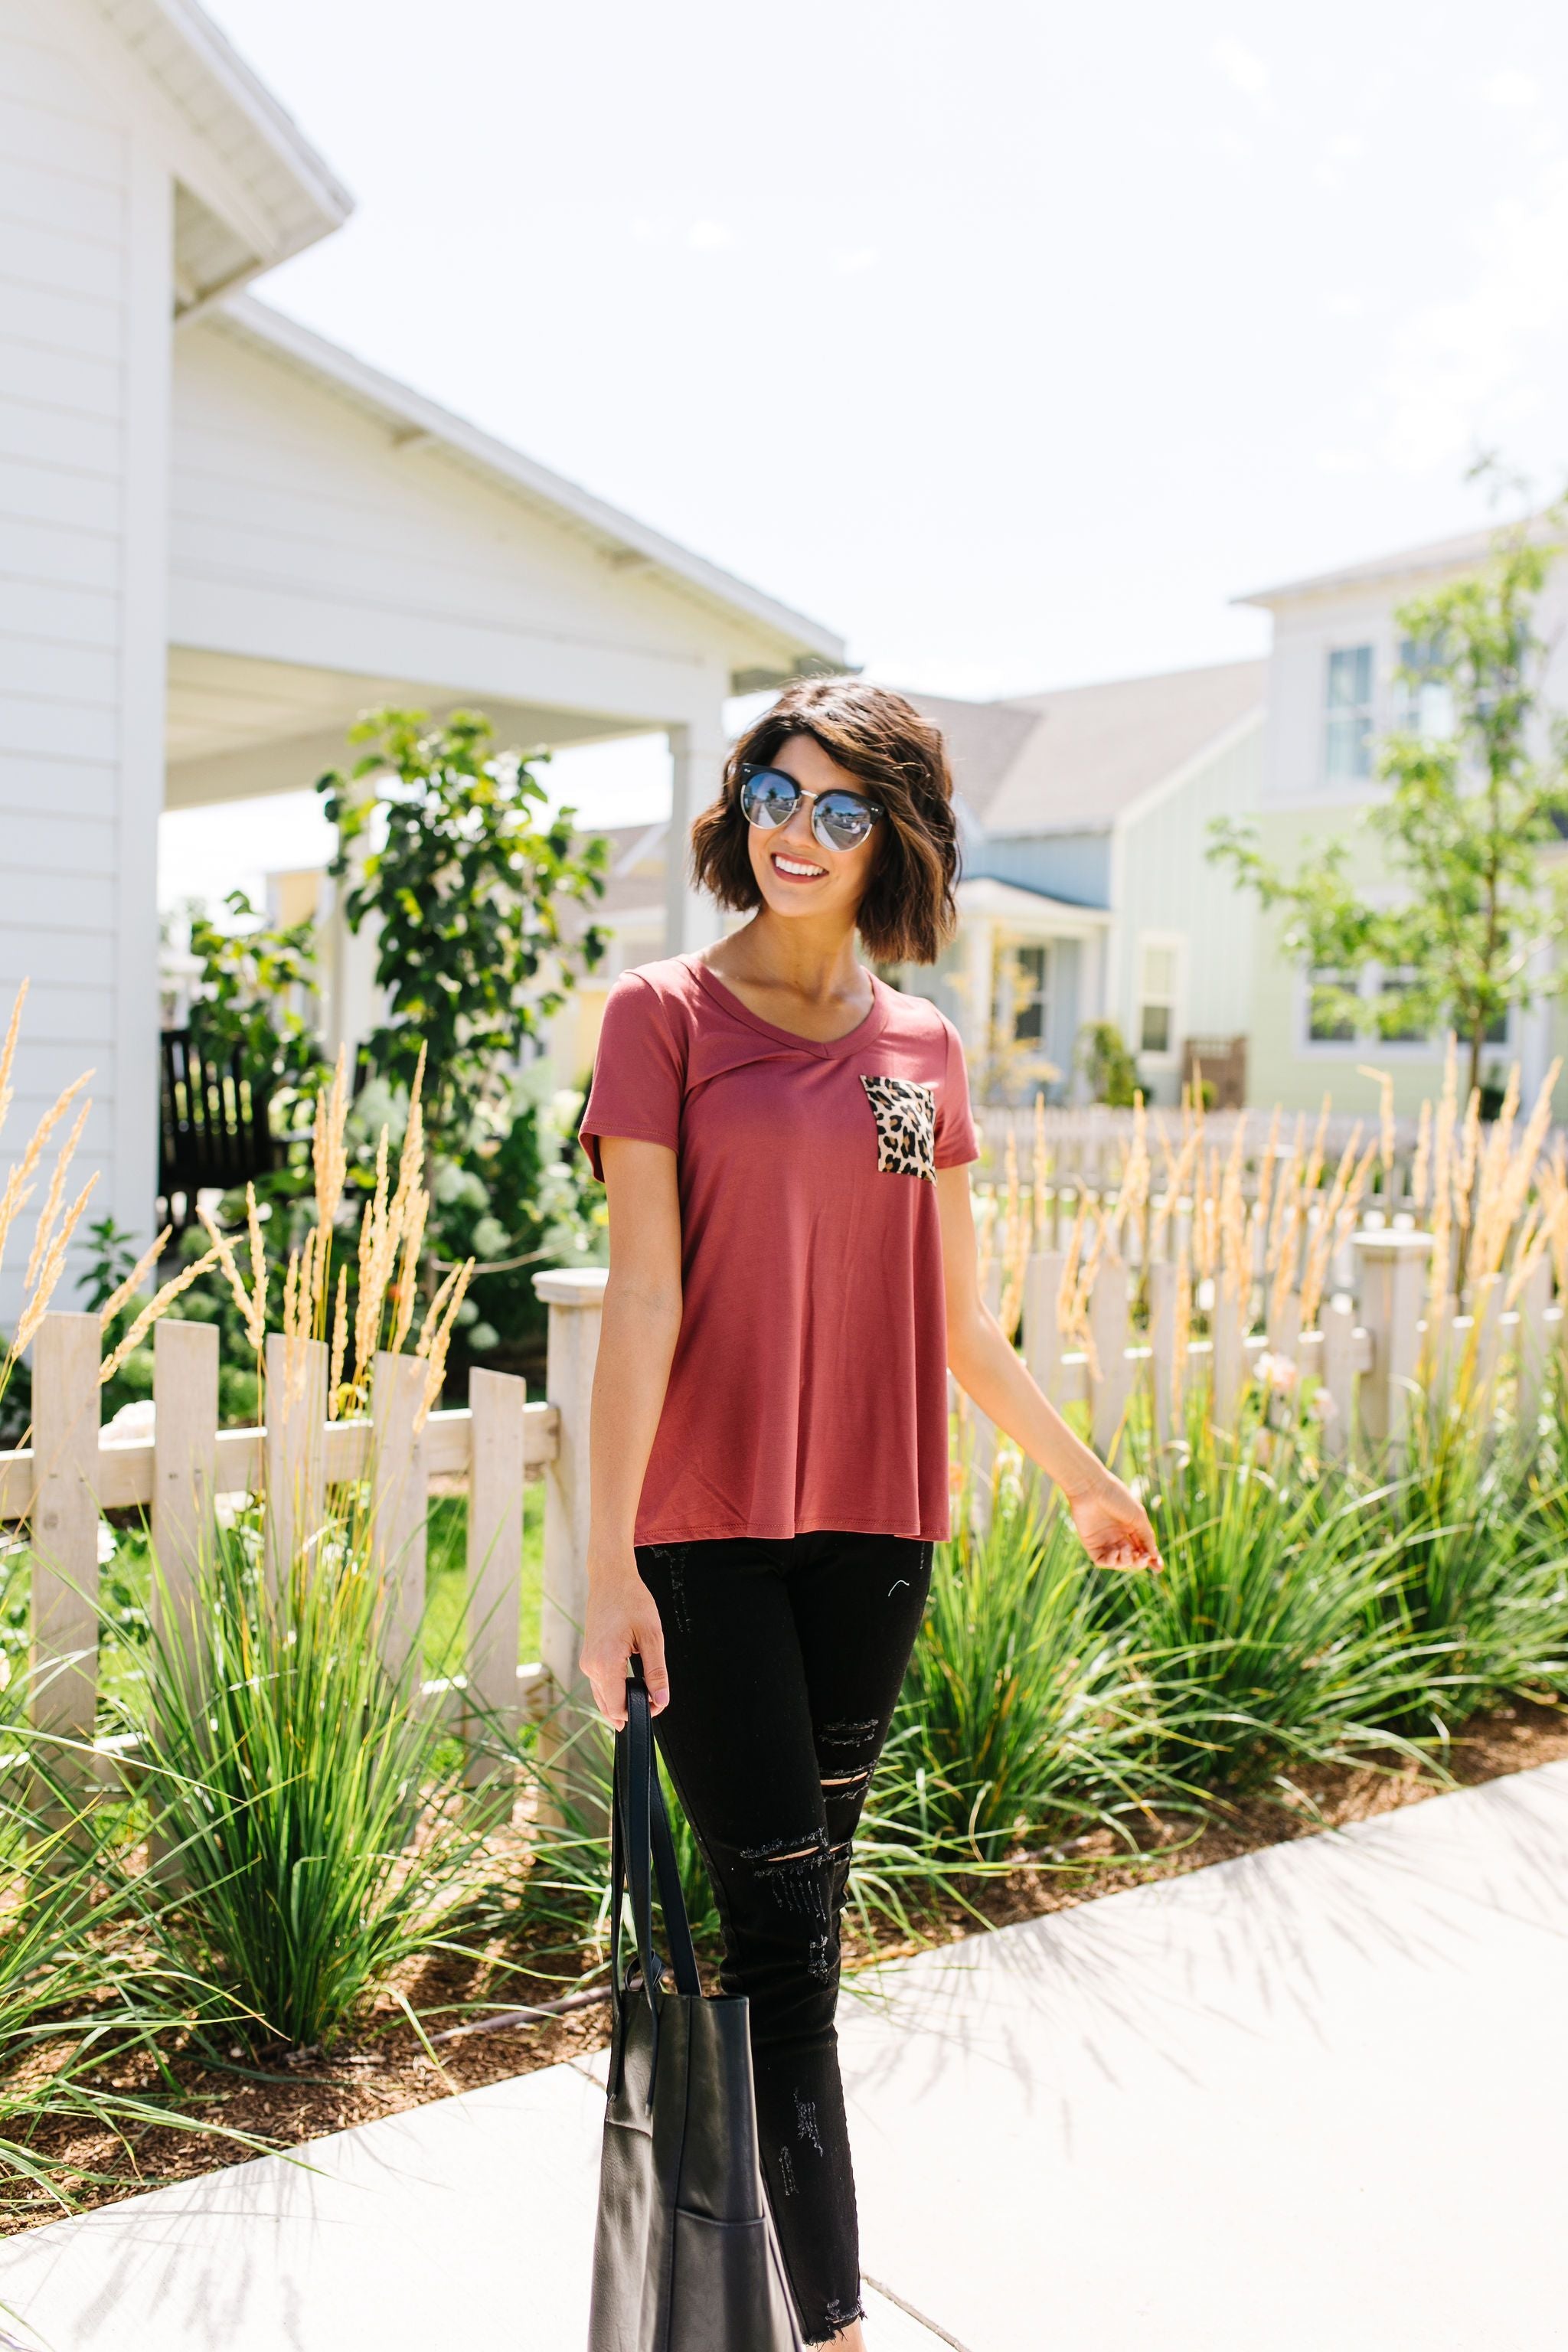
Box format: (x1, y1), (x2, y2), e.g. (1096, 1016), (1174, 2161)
(697, 915), (874, 1034)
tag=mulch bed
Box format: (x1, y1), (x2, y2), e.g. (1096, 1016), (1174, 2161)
(5, 1694), (1566, 2235)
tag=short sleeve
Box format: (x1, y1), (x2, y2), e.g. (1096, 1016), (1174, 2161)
(933, 1017), (981, 1168)
(577, 972), (685, 1184)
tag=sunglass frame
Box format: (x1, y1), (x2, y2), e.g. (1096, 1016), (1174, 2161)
(737, 764), (885, 854)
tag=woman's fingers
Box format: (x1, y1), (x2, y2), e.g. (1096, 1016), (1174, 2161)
(630, 1599), (670, 1713)
(578, 1586), (671, 1726)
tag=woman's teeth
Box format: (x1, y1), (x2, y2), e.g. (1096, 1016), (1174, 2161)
(773, 853), (826, 879)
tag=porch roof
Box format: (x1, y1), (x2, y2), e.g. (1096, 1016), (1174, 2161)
(956, 874), (1111, 934)
(214, 299), (848, 677)
(96, 0), (353, 308)
(165, 305), (848, 809)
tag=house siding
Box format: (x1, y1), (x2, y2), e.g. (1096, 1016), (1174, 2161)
(0, 8), (121, 1314)
(1113, 719), (1263, 1104)
(962, 831), (1111, 908)
(168, 323), (741, 732)
(1246, 805), (1449, 1118)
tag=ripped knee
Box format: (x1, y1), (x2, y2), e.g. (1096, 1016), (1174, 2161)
(738, 1827), (833, 1921)
(816, 1717), (879, 1805)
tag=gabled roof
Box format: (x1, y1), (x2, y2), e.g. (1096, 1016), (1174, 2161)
(1235, 514), (1557, 609)
(906, 660), (1266, 838)
(214, 297), (848, 681)
(891, 688), (1040, 834)
(93, 0), (352, 308)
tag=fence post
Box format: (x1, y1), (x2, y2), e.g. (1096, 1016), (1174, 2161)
(371, 1351), (429, 1681)
(1353, 1229), (1432, 1466)
(1023, 1250), (1066, 1402)
(1469, 1271), (1505, 1399)
(151, 1318), (218, 1643)
(1146, 1259), (1177, 1445)
(263, 1333), (327, 1589)
(1211, 1273), (1246, 1430)
(968, 1259), (1003, 1533)
(463, 1366), (528, 1804)
(533, 1267), (609, 1831)
(1516, 1253), (1553, 1428)
(1319, 1295), (1355, 1462)
(30, 1314), (100, 1798)
(1089, 1256), (1132, 1459)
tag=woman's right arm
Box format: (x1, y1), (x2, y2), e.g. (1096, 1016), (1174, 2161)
(578, 1132), (684, 1730)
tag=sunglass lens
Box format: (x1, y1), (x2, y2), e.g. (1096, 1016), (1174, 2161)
(815, 794), (874, 851)
(741, 771), (799, 828)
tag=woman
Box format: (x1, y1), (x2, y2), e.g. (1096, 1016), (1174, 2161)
(577, 678), (1161, 2349)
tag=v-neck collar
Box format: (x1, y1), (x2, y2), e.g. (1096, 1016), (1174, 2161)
(686, 953), (890, 1061)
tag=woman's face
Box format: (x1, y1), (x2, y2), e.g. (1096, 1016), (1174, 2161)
(744, 733), (884, 926)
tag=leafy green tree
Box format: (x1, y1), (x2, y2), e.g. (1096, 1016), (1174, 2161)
(317, 709), (612, 1134)
(1210, 506), (1568, 1102)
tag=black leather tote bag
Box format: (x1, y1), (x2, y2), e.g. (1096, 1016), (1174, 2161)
(587, 1671), (803, 2352)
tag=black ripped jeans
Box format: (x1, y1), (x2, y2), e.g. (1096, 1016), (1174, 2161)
(633, 1528), (933, 2347)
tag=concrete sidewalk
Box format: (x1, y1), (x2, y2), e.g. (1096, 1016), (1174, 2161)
(5, 1761), (1568, 2351)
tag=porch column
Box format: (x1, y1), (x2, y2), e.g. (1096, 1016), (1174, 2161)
(962, 916), (995, 1069)
(323, 776), (381, 1072)
(665, 719), (727, 956)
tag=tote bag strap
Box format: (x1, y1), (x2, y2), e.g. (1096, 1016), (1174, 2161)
(608, 1667), (701, 2099)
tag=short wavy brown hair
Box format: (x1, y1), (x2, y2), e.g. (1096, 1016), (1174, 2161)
(688, 678), (961, 966)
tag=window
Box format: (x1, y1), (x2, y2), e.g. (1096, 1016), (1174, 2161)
(1324, 645), (1375, 781)
(1007, 942), (1053, 1044)
(1138, 939), (1181, 1060)
(1393, 635), (1455, 740)
(1374, 964), (1428, 1043)
(1303, 962), (1437, 1050)
(1307, 965), (1360, 1043)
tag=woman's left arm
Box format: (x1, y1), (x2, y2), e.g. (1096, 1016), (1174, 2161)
(936, 1165), (1163, 1573)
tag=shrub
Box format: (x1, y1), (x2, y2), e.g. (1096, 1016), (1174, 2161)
(885, 1473), (1168, 1857)
(122, 1522), (482, 2053)
(1380, 1384), (1568, 1732)
(1109, 1400), (1434, 1792)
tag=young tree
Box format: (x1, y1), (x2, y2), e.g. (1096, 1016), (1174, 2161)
(1210, 505), (1568, 1102)
(318, 708), (612, 1135)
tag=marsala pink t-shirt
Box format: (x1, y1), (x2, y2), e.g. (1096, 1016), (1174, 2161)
(577, 952), (981, 1547)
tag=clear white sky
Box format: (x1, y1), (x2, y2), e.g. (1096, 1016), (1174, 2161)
(164, 0), (1568, 906)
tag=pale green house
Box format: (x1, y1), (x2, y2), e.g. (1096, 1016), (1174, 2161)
(1236, 524), (1568, 1120)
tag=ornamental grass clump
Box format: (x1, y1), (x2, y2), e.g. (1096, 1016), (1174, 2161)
(0, 982), (103, 1420)
(123, 1527), (483, 2056)
(0, 1558), (271, 2219)
(1377, 1383), (1568, 1733)
(0, 1791), (202, 2216)
(1109, 1398), (1433, 1794)
(883, 1472), (1170, 1860)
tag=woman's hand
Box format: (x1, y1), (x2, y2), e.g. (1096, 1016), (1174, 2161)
(1066, 1471), (1164, 1573)
(580, 1564), (671, 1730)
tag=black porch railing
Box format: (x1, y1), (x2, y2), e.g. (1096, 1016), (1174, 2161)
(158, 1029), (283, 1232)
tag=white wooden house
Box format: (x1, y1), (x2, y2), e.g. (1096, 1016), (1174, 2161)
(0, 0), (844, 1315)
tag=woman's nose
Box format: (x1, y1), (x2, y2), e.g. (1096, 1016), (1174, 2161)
(780, 797), (819, 851)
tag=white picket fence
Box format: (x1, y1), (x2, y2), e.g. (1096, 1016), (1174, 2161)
(972, 1103), (1551, 1230)
(1, 1269), (607, 1802)
(956, 1224), (1560, 1504)
(5, 1237), (1561, 1781)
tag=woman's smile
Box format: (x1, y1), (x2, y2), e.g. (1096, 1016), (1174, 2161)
(771, 848), (828, 881)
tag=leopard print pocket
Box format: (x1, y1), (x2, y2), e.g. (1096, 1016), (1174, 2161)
(859, 1073), (937, 1181)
